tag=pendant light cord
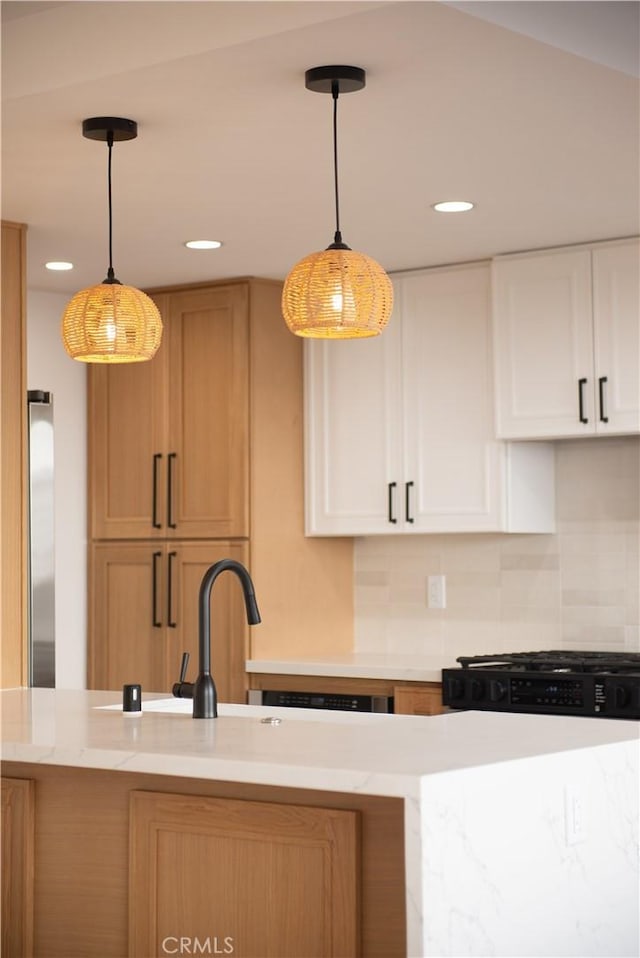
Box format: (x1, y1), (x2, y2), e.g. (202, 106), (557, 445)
(106, 130), (116, 283)
(332, 84), (342, 245)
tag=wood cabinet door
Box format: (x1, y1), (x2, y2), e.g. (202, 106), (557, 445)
(129, 790), (360, 958)
(1, 777), (34, 958)
(89, 541), (251, 701)
(592, 240), (640, 435)
(89, 293), (169, 539)
(166, 540), (249, 704)
(89, 543), (168, 693)
(167, 286), (250, 538)
(401, 263), (503, 532)
(492, 248), (594, 438)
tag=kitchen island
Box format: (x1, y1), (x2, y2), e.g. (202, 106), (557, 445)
(1, 688), (638, 958)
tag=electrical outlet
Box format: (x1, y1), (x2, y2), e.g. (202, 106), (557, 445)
(427, 575), (446, 609)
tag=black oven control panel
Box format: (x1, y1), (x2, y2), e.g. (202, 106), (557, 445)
(510, 677), (584, 709)
(442, 668), (640, 719)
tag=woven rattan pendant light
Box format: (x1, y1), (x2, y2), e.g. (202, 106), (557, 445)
(282, 66), (393, 339)
(61, 117), (163, 363)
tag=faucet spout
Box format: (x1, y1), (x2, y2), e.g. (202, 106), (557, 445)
(193, 559), (261, 719)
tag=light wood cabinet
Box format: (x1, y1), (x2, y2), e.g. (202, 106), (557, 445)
(88, 276), (354, 691)
(1, 776), (34, 958)
(129, 790), (359, 958)
(89, 283), (249, 540)
(492, 237), (640, 439)
(89, 539), (249, 699)
(393, 684), (444, 716)
(1, 221), (27, 688)
(305, 262), (555, 536)
(2, 761), (404, 958)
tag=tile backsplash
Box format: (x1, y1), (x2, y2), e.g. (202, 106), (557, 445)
(354, 437), (639, 656)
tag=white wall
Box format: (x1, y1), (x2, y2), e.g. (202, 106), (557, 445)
(27, 290), (86, 688)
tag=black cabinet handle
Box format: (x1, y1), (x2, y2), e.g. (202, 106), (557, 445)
(152, 551), (162, 628)
(388, 482), (397, 524)
(405, 481), (415, 524)
(598, 376), (609, 423)
(167, 551), (177, 627)
(578, 378), (588, 424)
(152, 453), (163, 529)
(167, 453), (177, 529)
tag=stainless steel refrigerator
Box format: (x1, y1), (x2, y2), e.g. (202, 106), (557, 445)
(27, 389), (55, 687)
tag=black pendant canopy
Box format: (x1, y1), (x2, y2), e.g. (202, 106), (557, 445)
(82, 117), (138, 142)
(304, 65), (366, 95)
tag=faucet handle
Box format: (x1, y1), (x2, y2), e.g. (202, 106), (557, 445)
(178, 651), (190, 683)
(172, 651), (194, 699)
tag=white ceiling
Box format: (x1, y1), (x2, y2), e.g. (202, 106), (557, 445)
(2, 1), (639, 295)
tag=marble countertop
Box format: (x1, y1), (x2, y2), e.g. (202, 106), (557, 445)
(2, 687), (637, 800)
(245, 652), (458, 681)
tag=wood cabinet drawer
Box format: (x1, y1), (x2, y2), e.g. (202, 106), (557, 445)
(393, 684), (445, 716)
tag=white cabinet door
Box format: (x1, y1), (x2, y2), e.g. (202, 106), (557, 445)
(304, 317), (402, 535)
(492, 239), (639, 439)
(492, 248), (594, 439)
(304, 262), (555, 536)
(592, 240), (640, 434)
(401, 264), (504, 531)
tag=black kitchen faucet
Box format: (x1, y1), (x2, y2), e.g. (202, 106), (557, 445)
(172, 559), (261, 718)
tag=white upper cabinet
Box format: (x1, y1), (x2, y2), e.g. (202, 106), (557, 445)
(304, 262), (555, 536)
(492, 238), (639, 439)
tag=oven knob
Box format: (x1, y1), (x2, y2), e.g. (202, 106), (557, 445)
(613, 685), (630, 709)
(470, 678), (485, 701)
(489, 679), (507, 702)
(445, 676), (465, 701)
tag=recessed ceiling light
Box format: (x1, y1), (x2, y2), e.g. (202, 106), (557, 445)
(432, 201), (475, 213)
(46, 261), (74, 271)
(184, 240), (222, 250)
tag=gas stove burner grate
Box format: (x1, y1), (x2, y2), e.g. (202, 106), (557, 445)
(456, 649), (640, 675)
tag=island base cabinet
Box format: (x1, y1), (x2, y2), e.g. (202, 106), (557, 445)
(129, 791), (359, 958)
(1, 777), (34, 958)
(1, 763), (405, 958)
